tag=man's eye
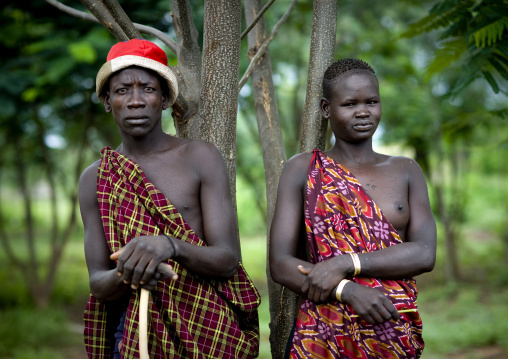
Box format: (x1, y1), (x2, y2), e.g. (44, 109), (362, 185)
(144, 87), (155, 92)
(117, 88), (127, 94)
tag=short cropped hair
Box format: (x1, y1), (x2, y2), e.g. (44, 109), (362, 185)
(322, 58), (377, 100)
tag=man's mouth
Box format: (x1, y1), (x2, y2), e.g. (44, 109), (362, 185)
(125, 116), (148, 124)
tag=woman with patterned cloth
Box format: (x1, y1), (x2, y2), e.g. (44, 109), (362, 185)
(269, 58), (436, 358)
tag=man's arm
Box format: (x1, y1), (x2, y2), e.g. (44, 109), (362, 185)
(79, 161), (131, 302)
(113, 141), (240, 291)
(170, 141), (240, 278)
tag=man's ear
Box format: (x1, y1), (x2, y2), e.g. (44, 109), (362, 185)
(320, 98), (330, 119)
(103, 92), (112, 113)
(162, 92), (170, 110)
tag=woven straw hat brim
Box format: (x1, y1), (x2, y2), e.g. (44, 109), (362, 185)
(96, 55), (178, 106)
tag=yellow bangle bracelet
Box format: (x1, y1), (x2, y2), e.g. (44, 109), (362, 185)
(335, 279), (351, 302)
(350, 253), (361, 276)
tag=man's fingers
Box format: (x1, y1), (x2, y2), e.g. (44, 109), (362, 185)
(110, 247), (125, 261)
(157, 263), (178, 281)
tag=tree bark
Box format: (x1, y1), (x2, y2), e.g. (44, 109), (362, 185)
(243, 1), (294, 357)
(170, 0), (202, 138)
(299, 0), (338, 152)
(198, 0), (242, 208)
(432, 127), (461, 284)
(78, 0), (140, 40)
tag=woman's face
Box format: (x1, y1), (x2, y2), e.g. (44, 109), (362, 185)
(321, 72), (381, 144)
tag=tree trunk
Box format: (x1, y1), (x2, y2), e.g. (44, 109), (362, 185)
(243, 1), (294, 357)
(299, 0), (337, 153)
(198, 0), (242, 208)
(432, 126), (461, 283)
(170, 0), (202, 138)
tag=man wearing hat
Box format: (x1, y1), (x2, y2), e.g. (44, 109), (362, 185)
(79, 39), (260, 358)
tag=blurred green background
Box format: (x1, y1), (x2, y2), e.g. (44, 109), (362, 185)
(1, 0), (508, 358)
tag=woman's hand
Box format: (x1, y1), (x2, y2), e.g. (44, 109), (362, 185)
(298, 255), (350, 302)
(341, 282), (399, 324)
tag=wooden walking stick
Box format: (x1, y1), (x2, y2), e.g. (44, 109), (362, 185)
(139, 288), (150, 359)
(138, 263), (178, 359)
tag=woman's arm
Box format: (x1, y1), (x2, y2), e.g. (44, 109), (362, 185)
(269, 153), (334, 295)
(300, 158), (436, 301)
(349, 158), (437, 278)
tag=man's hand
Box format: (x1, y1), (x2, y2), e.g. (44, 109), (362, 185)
(341, 282), (399, 324)
(110, 235), (178, 290)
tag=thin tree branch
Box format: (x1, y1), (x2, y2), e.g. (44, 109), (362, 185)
(45, 0), (177, 52)
(241, 0), (276, 40)
(134, 24), (177, 53)
(101, 0), (142, 39)
(79, 0), (130, 41)
(174, 0), (198, 51)
(239, 0), (297, 89)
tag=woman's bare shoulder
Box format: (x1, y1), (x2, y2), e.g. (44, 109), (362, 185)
(381, 155), (426, 182)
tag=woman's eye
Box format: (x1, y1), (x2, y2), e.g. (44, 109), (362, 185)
(117, 88), (127, 94)
(144, 87), (155, 92)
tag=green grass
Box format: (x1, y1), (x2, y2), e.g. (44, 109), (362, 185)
(1, 232), (508, 358)
(240, 235), (508, 359)
(0, 307), (82, 359)
(418, 285), (508, 358)
(240, 236), (271, 359)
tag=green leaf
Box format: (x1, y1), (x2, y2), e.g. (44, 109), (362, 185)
(471, 17), (508, 48)
(68, 41), (97, 64)
(489, 56), (508, 80)
(481, 70), (499, 93)
(425, 38), (468, 79)
(21, 87), (40, 102)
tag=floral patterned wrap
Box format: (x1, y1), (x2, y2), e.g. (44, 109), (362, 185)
(289, 150), (424, 359)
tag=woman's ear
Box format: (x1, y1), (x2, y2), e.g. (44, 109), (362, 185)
(320, 98), (330, 119)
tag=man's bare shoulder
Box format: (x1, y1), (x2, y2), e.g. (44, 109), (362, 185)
(79, 159), (101, 189)
(165, 137), (228, 183)
(172, 137), (225, 165)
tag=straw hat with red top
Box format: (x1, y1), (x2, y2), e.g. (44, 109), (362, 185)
(96, 39), (178, 106)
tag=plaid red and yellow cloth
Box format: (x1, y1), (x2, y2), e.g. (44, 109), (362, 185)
(84, 147), (260, 358)
(288, 150), (424, 358)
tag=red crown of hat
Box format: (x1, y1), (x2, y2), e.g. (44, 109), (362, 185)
(96, 39), (178, 105)
(107, 39), (168, 64)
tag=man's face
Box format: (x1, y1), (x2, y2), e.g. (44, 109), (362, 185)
(104, 67), (169, 138)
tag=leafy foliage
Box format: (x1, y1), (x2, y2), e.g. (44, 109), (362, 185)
(402, 0), (508, 95)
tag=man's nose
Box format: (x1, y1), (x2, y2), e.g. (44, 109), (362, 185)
(127, 89), (146, 108)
